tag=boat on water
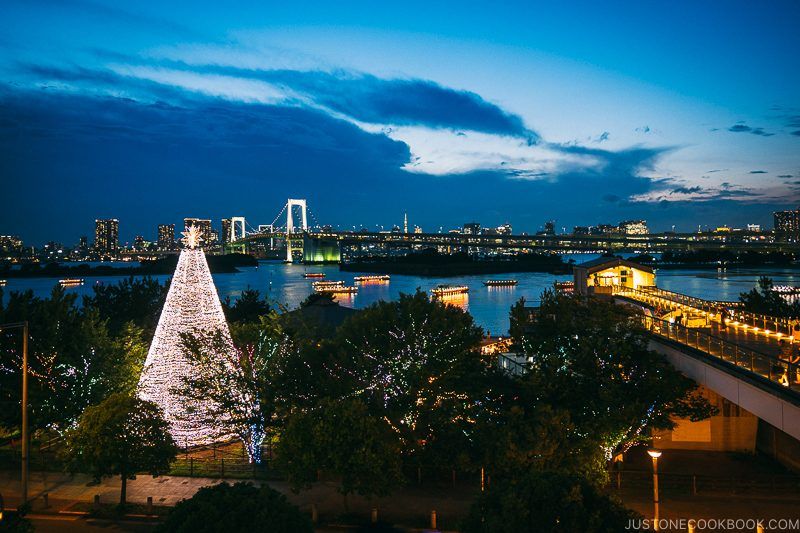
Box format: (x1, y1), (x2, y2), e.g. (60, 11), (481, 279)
(430, 284), (469, 297)
(772, 285), (800, 296)
(483, 279), (518, 287)
(314, 284), (358, 294)
(304, 273), (326, 278)
(354, 274), (391, 282)
(312, 280), (345, 289)
(59, 278), (85, 286)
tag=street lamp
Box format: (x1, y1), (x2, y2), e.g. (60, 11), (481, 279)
(647, 449), (662, 531)
(0, 322), (29, 506)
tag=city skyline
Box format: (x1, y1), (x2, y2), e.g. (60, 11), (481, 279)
(2, 0), (800, 244)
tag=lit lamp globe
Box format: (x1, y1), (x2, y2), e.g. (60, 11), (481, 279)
(647, 449), (663, 459)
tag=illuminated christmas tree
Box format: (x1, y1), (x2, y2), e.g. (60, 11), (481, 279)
(137, 225), (232, 447)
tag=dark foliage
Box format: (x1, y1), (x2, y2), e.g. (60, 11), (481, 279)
(157, 482), (312, 533)
(222, 288), (271, 324)
(463, 470), (638, 533)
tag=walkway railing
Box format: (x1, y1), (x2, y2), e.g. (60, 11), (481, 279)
(638, 314), (800, 394)
(618, 285), (797, 338)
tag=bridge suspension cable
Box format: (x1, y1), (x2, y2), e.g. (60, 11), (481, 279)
(269, 203), (288, 229)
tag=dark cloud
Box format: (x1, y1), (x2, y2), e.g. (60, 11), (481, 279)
(749, 170), (767, 174)
(727, 123), (774, 136)
(672, 186), (703, 194)
(595, 131), (610, 143)
(21, 61), (539, 141)
(187, 65), (536, 139)
(778, 174), (794, 178)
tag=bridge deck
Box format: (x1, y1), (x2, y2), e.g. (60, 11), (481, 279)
(614, 287), (800, 395)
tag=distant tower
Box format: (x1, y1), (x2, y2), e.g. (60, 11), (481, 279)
(404, 213), (408, 234)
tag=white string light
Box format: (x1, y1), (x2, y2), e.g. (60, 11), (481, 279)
(137, 226), (232, 447)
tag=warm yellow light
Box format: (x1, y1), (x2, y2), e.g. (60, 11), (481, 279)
(647, 449), (663, 459)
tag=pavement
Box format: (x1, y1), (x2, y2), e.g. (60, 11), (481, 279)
(2, 450), (800, 531)
(0, 470), (476, 531)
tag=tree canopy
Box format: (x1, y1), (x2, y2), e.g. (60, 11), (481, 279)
(0, 286), (148, 432)
(157, 482), (312, 533)
(739, 276), (798, 318)
(463, 470), (638, 533)
(501, 290), (715, 483)
(62, 393), (178, 504)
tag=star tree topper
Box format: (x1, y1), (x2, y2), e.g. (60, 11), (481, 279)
(182, 225), (203, 249)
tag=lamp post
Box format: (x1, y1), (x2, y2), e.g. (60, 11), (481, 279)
(647, 449), (662, 531)
(0, 322), (29, 505)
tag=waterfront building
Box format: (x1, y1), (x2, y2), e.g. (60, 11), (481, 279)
(157, 224), (175, 250)
(774, 207), (800, 234)
(573, 226), (591, 236)
(496, 223), (512, 235)
(619, 219), (649, 235)
(463, 222), (481, 235)
(0, 235), (23, 254)
(94, 219), (119, 254)
(573, 256), (655, 296)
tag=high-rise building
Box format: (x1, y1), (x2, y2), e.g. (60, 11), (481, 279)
(619, 220), (649, 235)
(183, 218), (213, 247)
(133, 235), (146, 250)
(774, 207), (800, 234)
(158, 224), (175, 250)
(221, 218), (232, 244)
(0, 235), (23, 254)
(747, 224), (761, 232)
(403, 213), (408, 234)
(94, 219), (119, 254)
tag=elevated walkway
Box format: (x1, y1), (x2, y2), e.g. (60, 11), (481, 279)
(610, 286), (800, 444)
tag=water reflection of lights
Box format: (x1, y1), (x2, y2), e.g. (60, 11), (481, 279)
(486, 285), (516, 292)
(436, 293), (469, 311)
(334, 293), (356, 308)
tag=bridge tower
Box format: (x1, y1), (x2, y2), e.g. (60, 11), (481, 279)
(230, 216), (246, 242)
(286, 199), (308, 262)
(227, 216), (247, 254)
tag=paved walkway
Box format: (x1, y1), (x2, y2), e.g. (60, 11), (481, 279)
(0, 471), (475, 530)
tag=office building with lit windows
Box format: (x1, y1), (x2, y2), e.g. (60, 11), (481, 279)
(94, 219), (119, 254)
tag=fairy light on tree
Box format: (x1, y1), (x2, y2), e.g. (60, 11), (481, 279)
(137, 225), (233, 447)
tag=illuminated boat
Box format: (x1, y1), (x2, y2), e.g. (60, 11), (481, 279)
(483, 279), (518, 287)
(353, 275), (391, 282)
(314, 284), (358, 294)
(312, 280), (345, 290)
(304, 273), (326, 278)
(430, 284), (469, 297)
(772, 285), (800, 295)
(59, 278), (85, 286)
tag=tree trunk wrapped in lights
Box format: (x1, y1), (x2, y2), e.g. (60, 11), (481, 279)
(180, 321), (287, 464)
(137, 226), (232, 447)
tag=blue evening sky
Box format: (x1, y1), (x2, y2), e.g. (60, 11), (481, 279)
(1, 0), (799, 244)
